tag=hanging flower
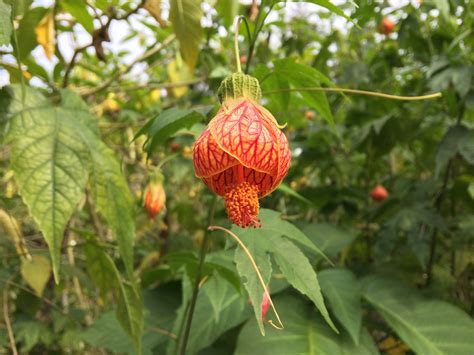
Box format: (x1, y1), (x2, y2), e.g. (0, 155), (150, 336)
(143, 172), (166, 219)
(370, 184), (388, 202)
(193, 73), (291, 228)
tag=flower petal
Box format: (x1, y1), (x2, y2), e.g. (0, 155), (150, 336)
(193, 127), (238, 178)
(209, 99), (280, 176)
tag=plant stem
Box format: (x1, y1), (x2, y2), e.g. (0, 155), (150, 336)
(234, 17), (243, 73)
(80, 35), (175, 97)
(178, 195), (218, 355)
(264, 87), (442, 101)
(245, 2), (275, 74)
(3, 283), (18, 355)
(425, 102), (465, 286)
(11, 18), (25, 104)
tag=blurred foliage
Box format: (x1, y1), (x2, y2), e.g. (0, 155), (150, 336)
(0, 0), (473, 354)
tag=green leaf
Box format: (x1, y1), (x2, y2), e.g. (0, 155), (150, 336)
(139, 108), (205, 154)
(167, 273), (251, 354)
(0, 0), (12, 45)
(5, 87), (135, 283)
(254, 209), (330, 261)
(15, 6), (48, 60)
(234, 235), (272, 335)
(271, 237), (337, 333)
(319, 268), (362, 345)
(169, 0), (203, 69)
(436, 125), (474, 177)
(80, 312), (139, 354)
(87, 137), (136, 278)
(235, 293), (378, 355)
(60, 0), (94, 34)
(215, 0), (239, 28)
(231, 209), (334, 334)
(60, 89), (135, 278)
(83, 240), (116, 298)
(185, 274), (250, 353)
(3, 0), (32, 17)
(272, 59), (334, 127)
(432, 0), (450, 20)
(13, 320), (53, 353)
(80, 284), (180, 355)
(6, 86), (90, 282)
(20, 255), (52, 296)
(361, 274), (474, 355)
(106, 252), (144, 354)
(277, 183), (313, 205)
(300, 0), (354, 23)
(302, 223), (355, 260)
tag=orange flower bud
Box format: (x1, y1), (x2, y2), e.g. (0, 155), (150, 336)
(193, 73), (291, 227)
(143, 180), (166, 219)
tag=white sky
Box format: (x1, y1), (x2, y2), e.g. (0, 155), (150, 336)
(0, 0), (414, 88)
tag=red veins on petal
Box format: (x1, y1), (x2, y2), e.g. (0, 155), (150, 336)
(192, 97), (291, 228)
(193, 127), (238, 178)
(209, 99), (280, 175)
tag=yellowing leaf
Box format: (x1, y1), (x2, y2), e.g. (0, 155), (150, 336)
(167, 57), (193, 98)
(150, 89), (161, 102)
(144, 0), (167, 27)
(21, 255), (52, 296)
(0, 209), (31, 260)
(169, 0), (202, 70)
(34, 11), (55, 59)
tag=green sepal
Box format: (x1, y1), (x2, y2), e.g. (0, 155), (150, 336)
(217, 73), (262, 103)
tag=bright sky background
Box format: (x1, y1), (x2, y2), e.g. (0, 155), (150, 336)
(0, 0), (415, 88)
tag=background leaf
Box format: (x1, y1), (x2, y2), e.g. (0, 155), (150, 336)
(319, 268), (362, 345)
(15, 6), (48, 60)
(235, 293), (378, 355)
(140, 107), (205, 153)
(60, 0), (95, 34)
(20, 255), (51, 296)
(7, 86), (90, 281)
(362, 275), (474, 355)
(169, 0), (203, 70)
(271, 237), (337, 333)
(0, 0), (12, 45)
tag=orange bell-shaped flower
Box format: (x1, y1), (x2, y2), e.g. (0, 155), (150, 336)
(193, 73), (291, 228)
(143, 172), (166, 219)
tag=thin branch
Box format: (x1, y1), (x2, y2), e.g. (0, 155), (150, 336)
(264, 87), (442, 101)
(109, 77), (204, 93)
(62, 0), (147, 88)
(146, 327), (177, 339)
(0, 277), (80, 322)
(3, 285), (18, 355)
(62, 44), (91, 88)
(425, 103), (465, 285)
(79, 34), (176, 97)
(178, 196), (218, 355)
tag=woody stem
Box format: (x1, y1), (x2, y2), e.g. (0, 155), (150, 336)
(178, 195), (218, 355)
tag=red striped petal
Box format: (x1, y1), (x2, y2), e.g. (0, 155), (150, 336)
(209, 99), (280, 176)
(193, 127), (238, 178)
